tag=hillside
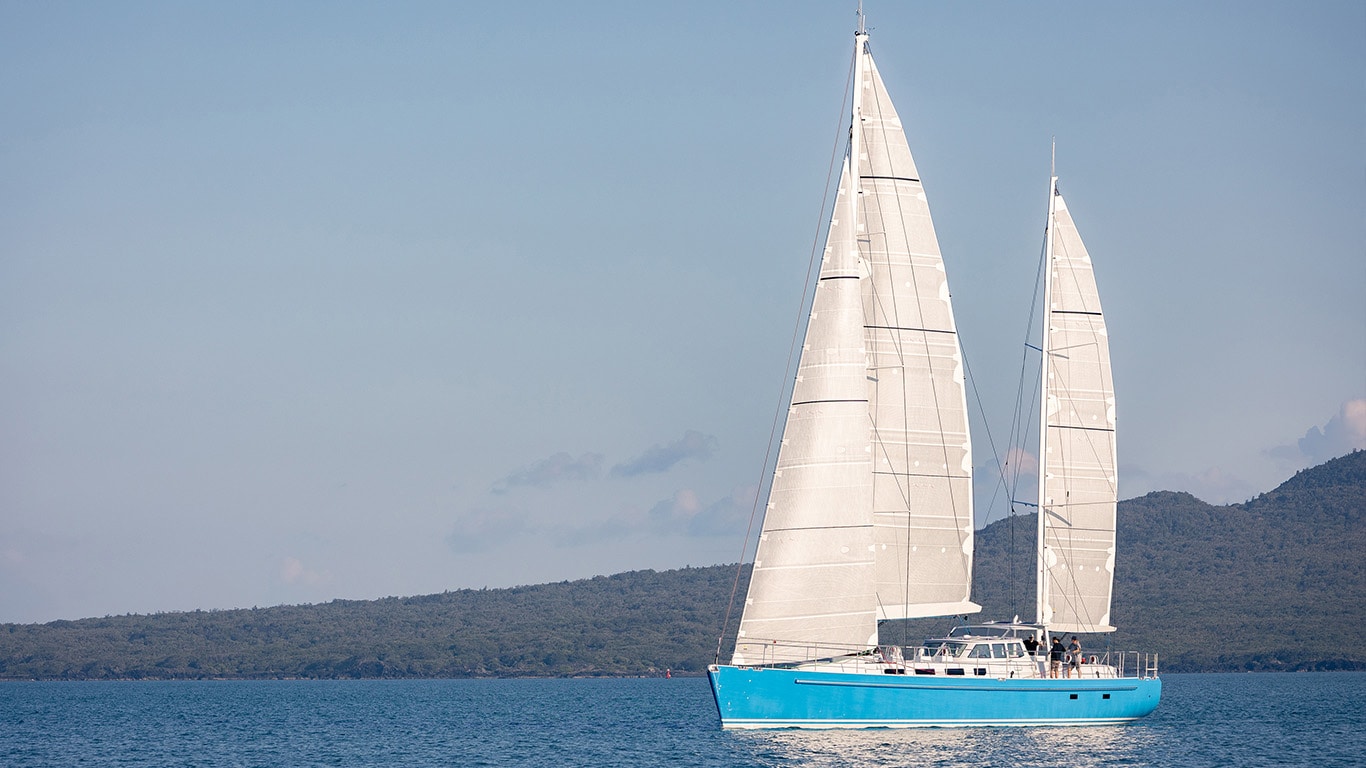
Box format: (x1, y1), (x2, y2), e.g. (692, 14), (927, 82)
(1, 452), (1362, 678)
(893, 449), (1366, 672)
(0, 566), (743, 679)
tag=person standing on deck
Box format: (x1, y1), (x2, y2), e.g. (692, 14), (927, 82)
(1048, 637), (1064, 679)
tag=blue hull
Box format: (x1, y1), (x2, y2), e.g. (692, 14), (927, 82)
(707, 665), (1161, 728)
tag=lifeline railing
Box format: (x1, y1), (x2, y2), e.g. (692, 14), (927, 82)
(731, 639), (879, 668)
(1048, 650), (1160, 678)
(1105, 650), (1160, 678)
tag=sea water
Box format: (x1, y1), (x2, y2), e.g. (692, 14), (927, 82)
(1, 672), (1361, 767)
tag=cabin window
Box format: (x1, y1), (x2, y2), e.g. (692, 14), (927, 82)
(950, 626), (1011, 638)
(925, 641), (969, 658)
(1007, 643), (1025, 658)
(1070, 694), (1078, 700)
(991, 643), (1007, 659)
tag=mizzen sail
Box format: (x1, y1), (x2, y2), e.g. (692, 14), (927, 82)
(1039, 187), (1118, 634)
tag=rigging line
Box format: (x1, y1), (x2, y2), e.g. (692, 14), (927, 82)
(959, 336), (1005, 526)
(717, 43), (858, 663)
(1008, 224), (1050, 614)
(988, 234), (1046, 534)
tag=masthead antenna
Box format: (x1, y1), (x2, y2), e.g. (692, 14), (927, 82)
(857, 1), (866, 35)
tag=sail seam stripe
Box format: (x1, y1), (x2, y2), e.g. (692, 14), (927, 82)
(760, 524), (872, 533)
(1052, 310), (1103, 316)
(791, 399), (869, 406)
(862, 175), (920, 182)
(872, 471), (970, 480)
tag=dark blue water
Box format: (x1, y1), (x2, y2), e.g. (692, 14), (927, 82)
(1, 672), (1361, 767)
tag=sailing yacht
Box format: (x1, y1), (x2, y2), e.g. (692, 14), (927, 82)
(706, 20), (1161, 728)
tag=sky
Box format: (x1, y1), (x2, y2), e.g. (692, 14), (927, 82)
(2, 1), (1362, 624)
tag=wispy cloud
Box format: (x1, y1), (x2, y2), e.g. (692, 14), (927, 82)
(492, 451), (604, 494)
(680, 487), (755, 538)
(1123, 465), (1258, 506)
(446, 506), (529, 553)
(549, 486), (755, 547)
(1268, 398), (1366, 467)
(611, 430), (717, 477)
(279, 557), (331, 586)
(646, 489), (704, 533)
(647, 486), (754, 537)
(973, 447), (1039, 524)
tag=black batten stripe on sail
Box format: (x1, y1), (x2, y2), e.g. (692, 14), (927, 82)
(792, 399), (867, 407)
(1050, 424), (1115, 433)
(862, 175), (920, 183)
(819, 275), (861, 281)
(865, 324), (955, 335)
(1052, 310), (1103, 316)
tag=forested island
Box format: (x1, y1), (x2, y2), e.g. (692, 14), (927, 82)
(2, 451), (1361, 679)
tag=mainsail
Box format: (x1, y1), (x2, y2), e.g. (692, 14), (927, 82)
(857, 44), (976, 622)
(1037, 182), (1118, 634)
(734, 31), (976, 666)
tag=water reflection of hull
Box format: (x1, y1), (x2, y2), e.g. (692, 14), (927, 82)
(708, 665), (1162, 729)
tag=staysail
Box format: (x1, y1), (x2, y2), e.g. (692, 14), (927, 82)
(734, 31), (975, 665)
(732, 162), (878, 666)
(1037, 182), (1118, 634)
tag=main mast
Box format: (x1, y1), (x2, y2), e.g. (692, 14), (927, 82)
(1036, 144), (1058, 628)
(849, 16), (867, 250)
